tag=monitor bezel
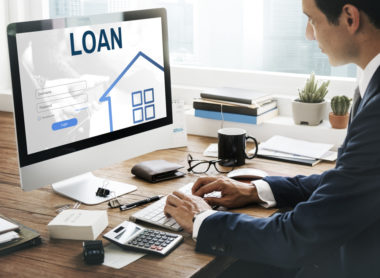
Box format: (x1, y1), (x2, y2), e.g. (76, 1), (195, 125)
(7, 8), (173, 168)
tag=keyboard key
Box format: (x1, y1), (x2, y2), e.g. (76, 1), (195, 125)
(172, 223), (181, 230)
(165, 218), (177, 227)
(130, 183), (194, 231)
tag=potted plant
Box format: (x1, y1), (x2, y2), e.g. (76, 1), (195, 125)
(292, 73), (330, 126)
(329, 95), (352, 129)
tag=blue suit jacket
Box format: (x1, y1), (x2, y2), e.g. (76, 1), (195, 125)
(196, 66), (380, 278)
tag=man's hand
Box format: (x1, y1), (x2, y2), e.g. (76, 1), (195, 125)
(192, 176), (261, 208)
(164, 191), (212, 234)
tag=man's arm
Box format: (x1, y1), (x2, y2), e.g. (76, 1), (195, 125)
(192, 173), (323, 209)
(263, 174), (323, 208)
(195, 96), (380, 268)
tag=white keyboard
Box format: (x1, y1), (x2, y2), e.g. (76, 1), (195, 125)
(129, 183), (220, 231)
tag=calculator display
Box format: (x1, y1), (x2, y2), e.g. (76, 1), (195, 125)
(114, 222), (142, 243)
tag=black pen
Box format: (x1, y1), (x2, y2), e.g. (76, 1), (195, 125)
(120, 195), (164, 211)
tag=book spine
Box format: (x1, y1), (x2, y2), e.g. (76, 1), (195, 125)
(200, 93), (253, 105)
(193, 101), (259, 116)
(194, 109), (258, 124)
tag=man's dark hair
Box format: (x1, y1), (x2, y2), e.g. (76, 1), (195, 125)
(314, 0), (380, 29)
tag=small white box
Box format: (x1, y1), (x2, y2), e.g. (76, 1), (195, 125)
(48, 209), (108, 240)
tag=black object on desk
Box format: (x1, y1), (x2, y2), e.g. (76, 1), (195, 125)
(120, 195), (164, 211)
(83, 240), (104, 265)
(131, 160), (185, 182)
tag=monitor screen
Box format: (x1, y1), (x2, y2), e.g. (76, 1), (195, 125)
(8, 9), (172, 168)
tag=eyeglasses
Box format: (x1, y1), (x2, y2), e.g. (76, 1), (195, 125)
(187, 154), (234, 174)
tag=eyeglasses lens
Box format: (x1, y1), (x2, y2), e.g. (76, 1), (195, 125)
(189, 161), (210, 173)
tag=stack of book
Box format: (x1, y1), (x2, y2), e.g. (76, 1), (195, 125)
(193, 87), (278, 125)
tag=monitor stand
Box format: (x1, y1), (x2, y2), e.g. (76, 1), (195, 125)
(51, 172), (137, 205)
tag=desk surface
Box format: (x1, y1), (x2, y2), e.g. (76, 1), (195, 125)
(0, 111), (335, 277)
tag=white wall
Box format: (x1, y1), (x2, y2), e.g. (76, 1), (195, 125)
(0, 0), (11, 92)
(0, 0), (50, 111)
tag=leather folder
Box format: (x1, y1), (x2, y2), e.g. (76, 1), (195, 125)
(131, 160), (185, 183)
(0, 214), (41, 256)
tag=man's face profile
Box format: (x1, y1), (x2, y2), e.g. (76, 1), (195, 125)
(302, 0), (353, 67)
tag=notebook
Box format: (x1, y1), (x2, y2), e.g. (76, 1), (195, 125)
(0, 214), (41, 255)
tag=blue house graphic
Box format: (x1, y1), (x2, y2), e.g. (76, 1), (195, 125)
(99, 51), (164, 132)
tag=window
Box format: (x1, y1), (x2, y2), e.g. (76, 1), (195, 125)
(49, 0), (356, 78)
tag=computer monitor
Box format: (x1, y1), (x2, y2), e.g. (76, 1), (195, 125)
(7, 9), (173, 205)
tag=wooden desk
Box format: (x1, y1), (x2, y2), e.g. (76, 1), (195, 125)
(0, 111), (335, 277)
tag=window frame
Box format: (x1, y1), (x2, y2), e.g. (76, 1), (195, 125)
(170, 65), (358, 103)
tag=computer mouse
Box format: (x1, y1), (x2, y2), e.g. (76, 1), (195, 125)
(227, 168), (268, 180)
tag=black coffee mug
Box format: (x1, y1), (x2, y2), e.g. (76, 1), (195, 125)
(218, 128), (258, 166)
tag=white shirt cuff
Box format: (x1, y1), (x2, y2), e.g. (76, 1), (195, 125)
(192, 210), (217, 241)
(252, 179), (277, 208)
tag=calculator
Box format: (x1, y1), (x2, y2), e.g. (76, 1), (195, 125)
(103, 221), (183, 256)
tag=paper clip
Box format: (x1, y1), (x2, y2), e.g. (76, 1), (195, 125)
(108, 192), (122, 208)
(96, 180), (110, 197)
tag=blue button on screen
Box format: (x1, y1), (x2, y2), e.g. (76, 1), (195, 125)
(52, 118), (78, 131)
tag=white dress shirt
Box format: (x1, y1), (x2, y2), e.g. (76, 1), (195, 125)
(192, 52), (380, 240)
(359, 53), (380, 97)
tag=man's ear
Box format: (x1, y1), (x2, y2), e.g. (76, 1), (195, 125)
(341, 4), (360, 34)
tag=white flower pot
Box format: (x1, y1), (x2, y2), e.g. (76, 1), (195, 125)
(292, 100), (326, 126)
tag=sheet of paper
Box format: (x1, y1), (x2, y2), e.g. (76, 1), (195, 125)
(253, 146), (313, 159)
(0, 217), (19, 234)
(318, 150), (338, 161)
(260, 135), (333, 159)
(203, 143), (218, 157)
(0, 231), (20, 244)
(250, 146), (337, 161)
(103, 243), (145, 269)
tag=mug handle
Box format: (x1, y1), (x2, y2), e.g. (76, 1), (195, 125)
(245, 136), (258, 159)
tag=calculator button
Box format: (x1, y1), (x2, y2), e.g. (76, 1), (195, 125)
(156, 246), (163, 251)
(150, 245), (157, 250)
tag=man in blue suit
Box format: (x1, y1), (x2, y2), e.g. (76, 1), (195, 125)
(164, 0), (380, 277)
